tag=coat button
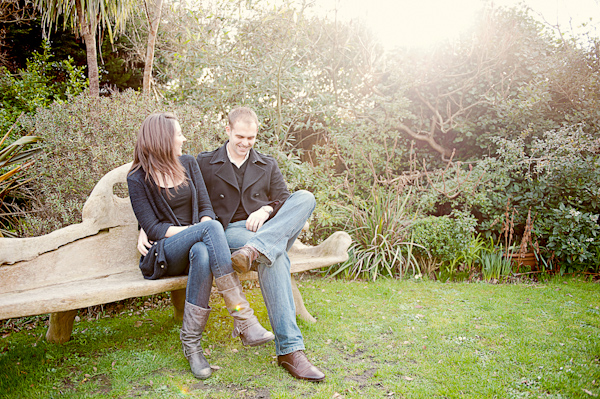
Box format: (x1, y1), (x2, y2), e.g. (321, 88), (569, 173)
(160, 264), (165, 269)
(155, 252), (158, 256)
(254, 193), (259, 197)
(219, 194), (225, 199)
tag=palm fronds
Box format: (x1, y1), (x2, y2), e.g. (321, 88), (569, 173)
(0, 124), (42, 237)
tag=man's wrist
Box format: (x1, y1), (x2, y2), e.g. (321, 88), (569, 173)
(260, 205), (273, 215)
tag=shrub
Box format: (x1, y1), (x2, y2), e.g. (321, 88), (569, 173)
(329, 185), (421, 281)
(480, 125), (600, 272)
(16, 89), (339, 240)
(273, 146), (347, 245)
(412, 158), (493, 220)
(410, 210), (477, 268)
(536, 204), (600, 274)
(19, 91), (222, 236)
(0, 41), (86, 135)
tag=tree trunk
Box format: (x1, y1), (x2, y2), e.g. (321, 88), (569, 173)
(83, 31), (100, 97)
(76, 0), (99, 97)
(143, 0), (163, 95)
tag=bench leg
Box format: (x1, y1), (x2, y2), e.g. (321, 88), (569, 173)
(290, 275), (317, 323)
(46, 310), (78, 343)
(170, 289), (186, 322)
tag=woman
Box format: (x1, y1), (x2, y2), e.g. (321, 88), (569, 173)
(127, 112), (274, 380)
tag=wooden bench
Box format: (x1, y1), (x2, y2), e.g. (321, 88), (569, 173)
(0, 163), (351, 343)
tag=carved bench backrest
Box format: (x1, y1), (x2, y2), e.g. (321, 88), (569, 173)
(0, 163), (136, 266)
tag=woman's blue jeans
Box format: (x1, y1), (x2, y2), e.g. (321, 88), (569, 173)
(162, 219), (233, 308)
(224, 190), (316, 356)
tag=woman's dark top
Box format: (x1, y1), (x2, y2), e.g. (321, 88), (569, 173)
(127, 155), (216, 242)
(166, 184), (193, 226)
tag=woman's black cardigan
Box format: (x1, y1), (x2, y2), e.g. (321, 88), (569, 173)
(127, 155), (216, 279)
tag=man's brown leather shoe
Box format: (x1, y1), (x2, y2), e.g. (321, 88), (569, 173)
(277, 350), (325, 382)
(231, 245), (260, 273)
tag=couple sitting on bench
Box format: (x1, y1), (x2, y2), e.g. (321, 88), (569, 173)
(127, 107), (325, 382)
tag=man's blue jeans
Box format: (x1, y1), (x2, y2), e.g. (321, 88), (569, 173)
(225, 190), (316, 356)
(163, 220), (233, 308)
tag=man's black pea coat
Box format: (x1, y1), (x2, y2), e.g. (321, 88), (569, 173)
(197, 142), (290, 229)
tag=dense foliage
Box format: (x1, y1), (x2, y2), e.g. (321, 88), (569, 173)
(18, 91), (224, 235)
(18, 89), (328, 237)
(0, 42), (86, 134)
(5, 0), (600, 279)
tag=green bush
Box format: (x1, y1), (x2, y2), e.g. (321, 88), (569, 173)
(412, 159), (493, 219)
(479, 125), (600, 272)
(415, 125), (600, 274)
(19, 91), (222, 236)
(537, 204), (600, 274)
(16, 89), (339, 240)
(0, 41), (86, 135)
(410, 210), (477, 266)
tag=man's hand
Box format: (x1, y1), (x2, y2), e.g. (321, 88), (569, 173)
(246, 206), (272, 232)
(137, 228), (153, 256)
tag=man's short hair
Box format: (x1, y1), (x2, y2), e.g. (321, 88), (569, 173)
(228, 107), (259, 129)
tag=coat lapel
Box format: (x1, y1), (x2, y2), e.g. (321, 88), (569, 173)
(211, 144), (239, 192)
(242, 150), (267, 193)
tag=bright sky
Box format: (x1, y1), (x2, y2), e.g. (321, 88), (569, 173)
(311, 0), (600, 49)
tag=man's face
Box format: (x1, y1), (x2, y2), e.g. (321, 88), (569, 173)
(226, 121), (258, 160)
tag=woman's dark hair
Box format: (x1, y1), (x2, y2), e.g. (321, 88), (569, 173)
(130, 112), (187, 192)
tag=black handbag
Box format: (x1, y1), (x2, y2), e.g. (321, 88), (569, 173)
(138, 238), (168, 280)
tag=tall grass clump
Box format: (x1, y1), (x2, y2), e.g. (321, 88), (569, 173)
(330, 184), (422, 281)
(480, 252), (513, 281)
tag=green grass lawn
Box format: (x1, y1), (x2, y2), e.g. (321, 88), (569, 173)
(1, 276), (599, 398)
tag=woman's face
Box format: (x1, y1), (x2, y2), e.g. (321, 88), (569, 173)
(172, 121), (186, 157)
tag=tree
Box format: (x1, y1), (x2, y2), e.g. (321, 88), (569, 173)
(0, 0), (35, 25)
(142, 0), (162, 95)
(378, 6), (554, 161)
(33, 0), (136, 96)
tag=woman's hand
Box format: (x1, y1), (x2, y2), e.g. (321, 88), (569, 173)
(143, 218), (214, 249)
(137, 228), (153, 256)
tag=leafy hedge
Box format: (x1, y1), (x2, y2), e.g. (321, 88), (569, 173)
(410, 210), (477, 265)
(19, 91), (223, 236)
(415, 125), (600, 274)
(17, 90), (323, 238)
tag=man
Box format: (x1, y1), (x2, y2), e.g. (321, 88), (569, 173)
(196, 107), (325, 382)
